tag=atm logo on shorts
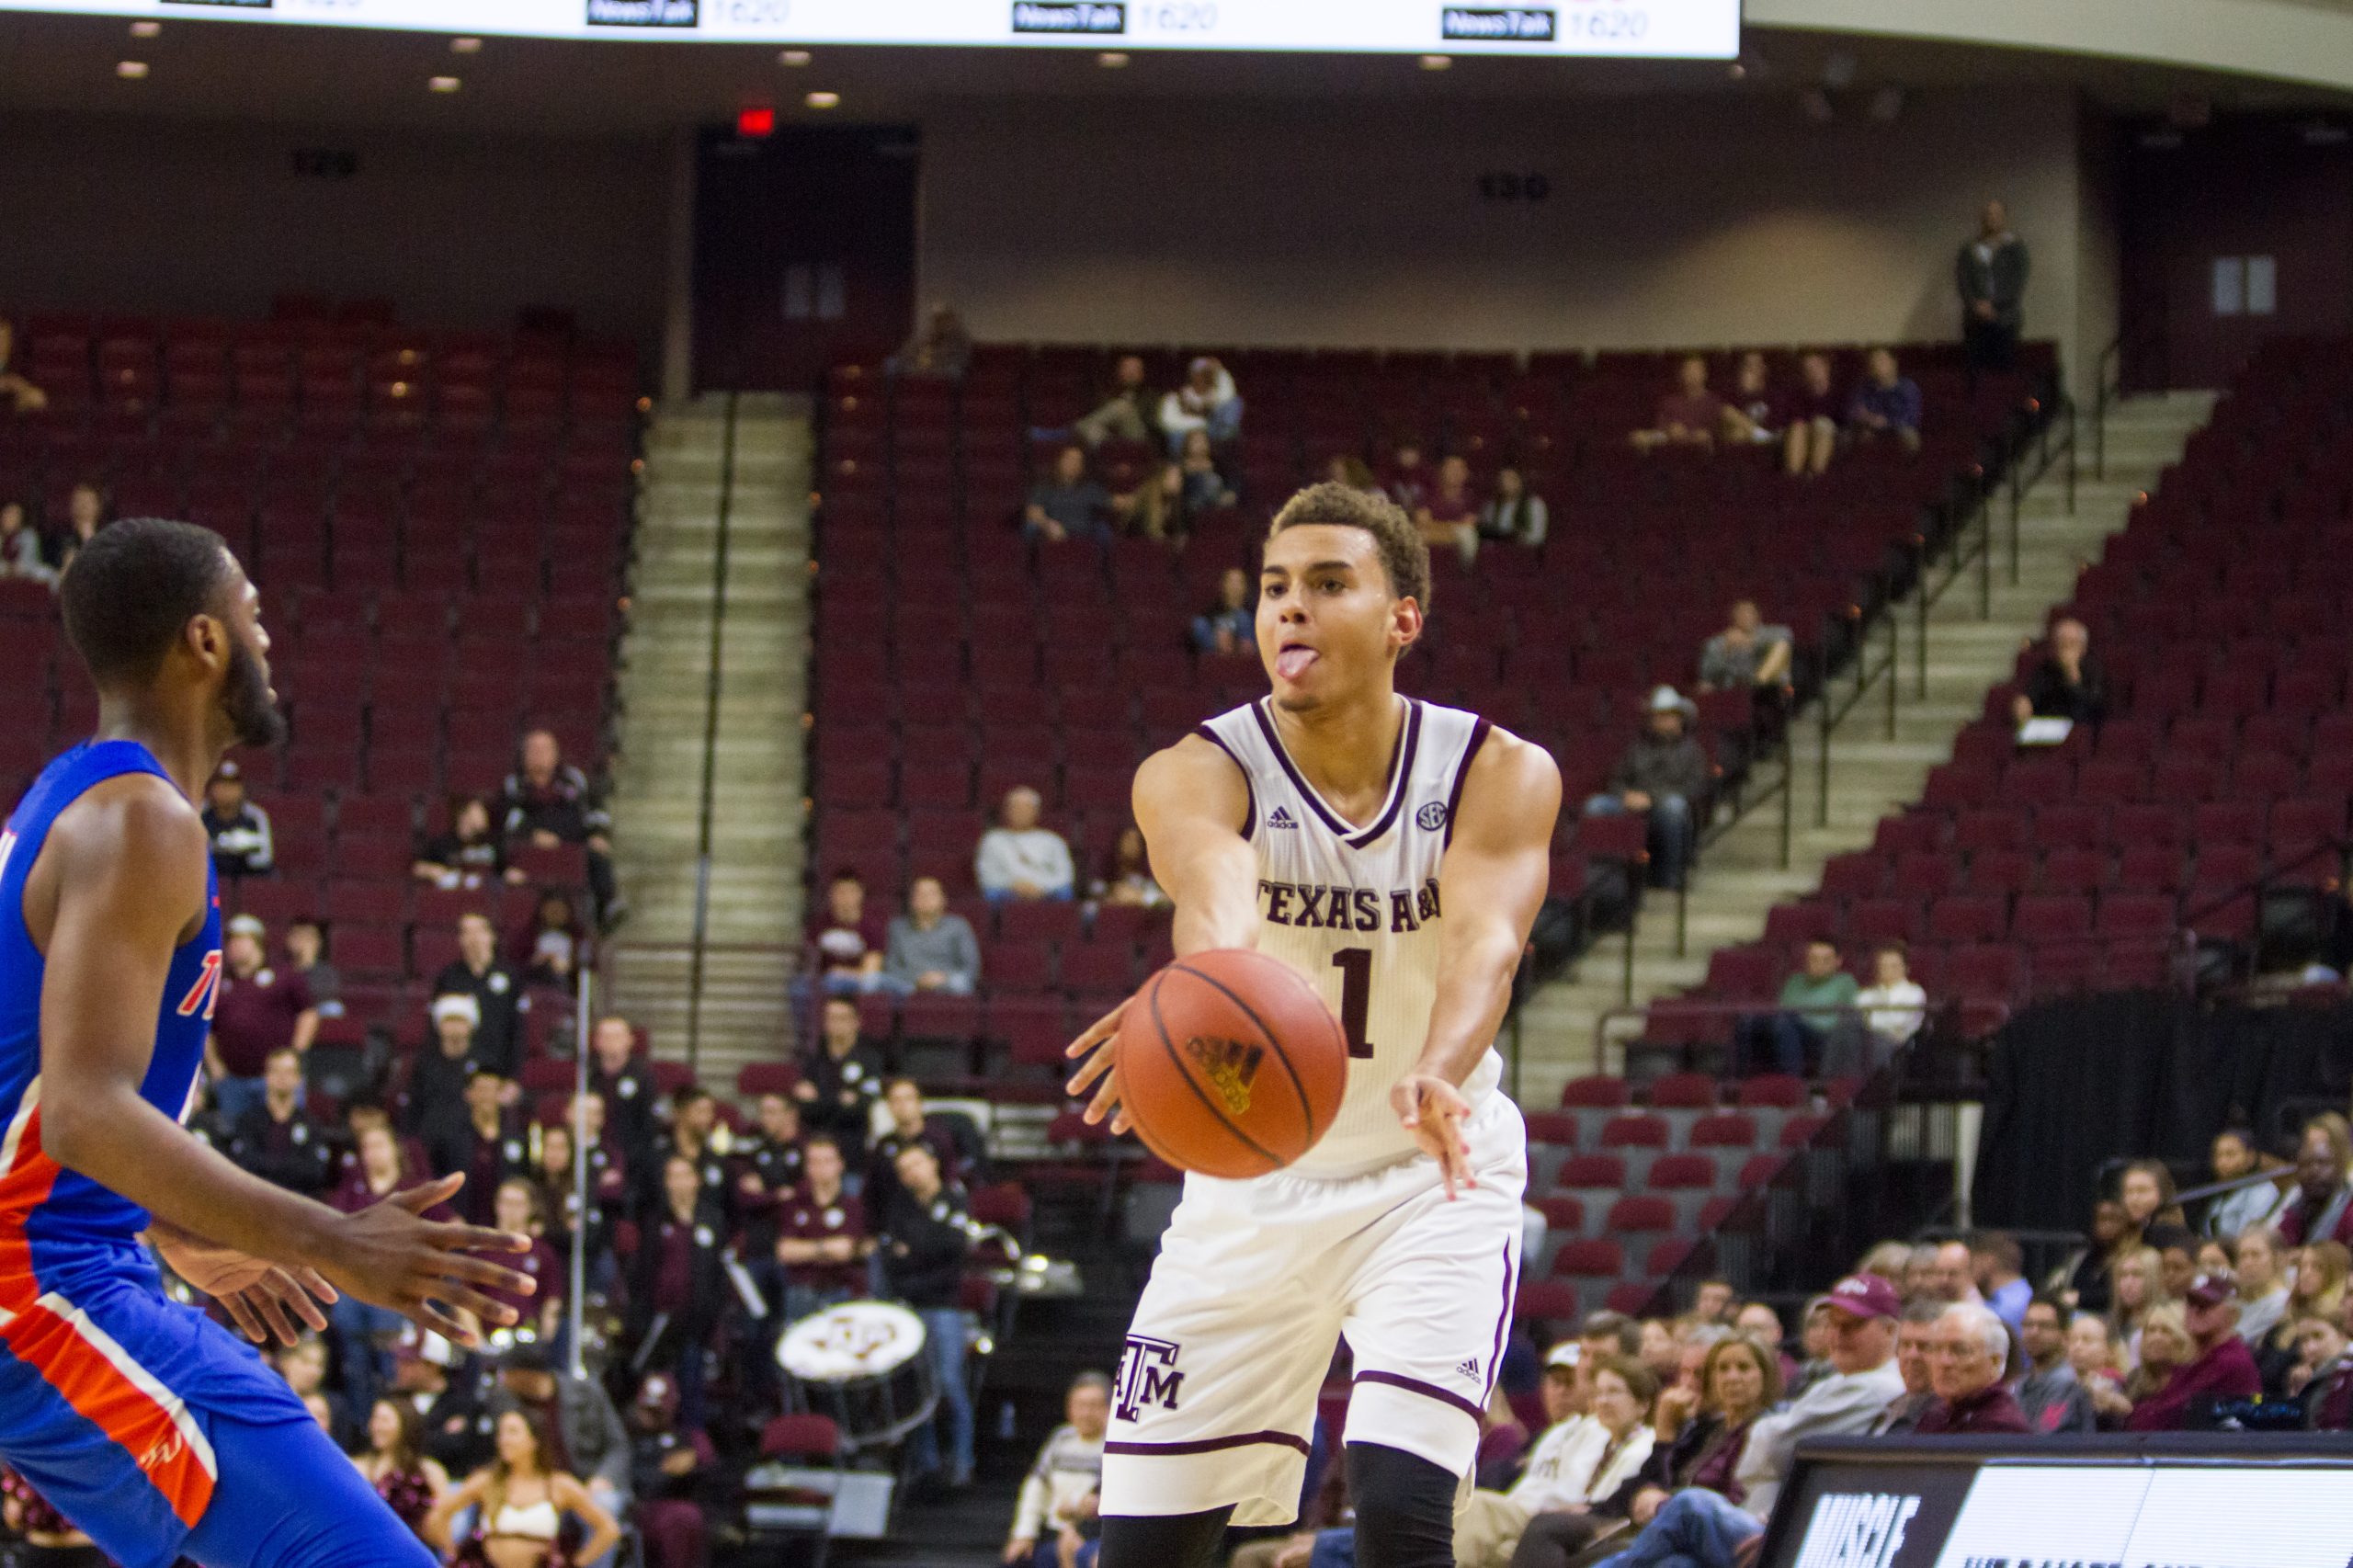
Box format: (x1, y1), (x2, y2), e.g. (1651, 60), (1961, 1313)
(1116, 1335), (1186, 1421)
(1185, 1036), (1264, 1116)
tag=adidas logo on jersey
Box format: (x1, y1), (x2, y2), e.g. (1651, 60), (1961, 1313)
(1267, 807), (1299, 830)
(1183, 1035), (1264, 1115)
(1454, 1357), (1482, 1382)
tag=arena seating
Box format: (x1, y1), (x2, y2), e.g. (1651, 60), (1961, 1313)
(0, 306), (640, 1046)
(805, 340), (2055, 1096)
(1645, 335), (2353, 1062)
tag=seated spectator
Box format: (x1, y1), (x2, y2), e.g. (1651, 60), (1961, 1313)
(2127, 1272), (2262, 1429)
(881, 1144), (976, 1489)
(413, 794), (522, 888)
(1092, 824), (1167, 910)
(735, 1091), (806, 1230)
(1324, 453), (1381, 494)
(1781, 352), (1843, 477)
(354, 1396), (451, 1542)
(228, 1047), (335, 1198)
(2061, 1199), (2129, 1314)
(2018, 1294), (2097, 1433)
(1176, 427), (1237, 515)
(2008, 617), (2109, 733)
(1695, 600), (1792, 695)
(1004, 1372), (1110, 1568)
(509, 889), (590, 990)
(1415, 454), (1481, 569)
(0, 498), (54, 585)
(1582, 687), (1710, 891)
(2205, 1127), (2286, 1240)
(2120, 1156), (2186, 1234)
(2287, 1242), (2349, 1341)
(1454, 1356), (1656, 1568)
(1385, 440), (1431, 516)
(1072, 354), (1157, 449)
(427, 1068), (526, 1225)
(56, 482), (105, 571)
(208, 914), (318, 1123)
(1972, 1231), (2031, 1327)
(625, 1371), (718, 1568)
(430, 911), (529, 1077)
(425, 1407), (621, 1568)
(1720, 351), (1781, 450)
(1915, 1302), (2029, 1433)
(2272, 1119), (2353, 1246)
(653, 1085), (732, 1221)
(1848, 941), (1928, 1071)
(867, 1077), (988, 1213)
(2294, 1314), (2353, 1423)
(978, 786), (1076, 903)
(2232, 1224), (2292, 1351)
(536, 1120), (620, 1297)
(402, 994), (483, 1138)
(1630, 356), (1724, 452)
(1156, 356), (1243, 453)
(200, 759), (273, 879)
(1638, 1318), (1684, 1387)
(795, 995), (891, 1150)
(889, 301), (973, 381)
(2068, 1312), (2131, 1426)
(1025, 444), (1112, 544)
(1476, 465), (1548, 549)
(807, 868), (888, 994)
(774, 1134), (870, 1324)
(2109, 1244), (2170, 1366)
(627, 1153), (730, 1427)
(1871, 1303), (1944, 1434)
(1737, 938), (1859, 1078)
(1846, 347), (1922, 451)
(885, 875), (982, 996)
(585, 1014), (657, 1167)
(485, 1176), (565, 1349)
(498, 728), (622, 930)
(1688, 1280), (1736, 1326)
(1190, 565), (1256, 655)
(0, 318), (48, 415)
(280, 915), (342, 1019)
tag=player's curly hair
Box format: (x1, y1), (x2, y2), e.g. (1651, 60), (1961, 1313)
(1267, 482), (1433, 619)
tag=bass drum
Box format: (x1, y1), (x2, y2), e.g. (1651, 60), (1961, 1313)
(778, 1299), (938, 1449)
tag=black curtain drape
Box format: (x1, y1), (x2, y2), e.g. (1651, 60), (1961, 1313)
(1972, 992), (2353, 1232)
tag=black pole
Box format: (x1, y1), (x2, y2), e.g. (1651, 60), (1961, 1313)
(684, 389), (742, 1074)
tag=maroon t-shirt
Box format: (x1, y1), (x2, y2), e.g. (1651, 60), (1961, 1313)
(649, 1212), (710, 1314)
(210, 966), (313, 1076)
(1915, 1384), (2030, 1436)
(807, 910), (887, 980)
(778, 1185), (867, 1296)
(1655, 392), (1725, 434)
(2124, 1335), (2262, 1431)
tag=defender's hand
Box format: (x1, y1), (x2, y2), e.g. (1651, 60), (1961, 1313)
(1064, 999), (1134, 1134)
(1393, 1073), (1475, 1199)
(313, 1173), (536, 1347)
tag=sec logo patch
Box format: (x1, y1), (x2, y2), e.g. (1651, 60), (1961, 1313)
(1415, 801), (1449, 832)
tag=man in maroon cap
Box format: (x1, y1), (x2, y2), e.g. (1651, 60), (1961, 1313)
(1916, 1303), (2029, 1434)
(2128, 1272), (2261, 1430)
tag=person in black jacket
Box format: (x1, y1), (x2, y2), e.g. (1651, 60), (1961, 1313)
(228, 1047), (336, 1197)
(1957, 199), (2029, 374)
(795, 996), (890, 1153)
(424, 1069), (526, 1226)
(428, 913), (528, 1078)
(882, 1143), (975, 1488)
(586, 1015), (658, 1170)
(629, 1154), (730, 1432)
(866, 1078), (989, 1217)
(498, 728), (623, 929)
(200, 758), (274, 879)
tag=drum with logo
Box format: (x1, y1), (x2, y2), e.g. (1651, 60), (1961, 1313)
(778, 1300), (938, 1449)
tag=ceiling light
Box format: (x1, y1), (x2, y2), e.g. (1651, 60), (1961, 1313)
(428, 75), (461, 94)
(805, 89), (840, 109)
(1419, 54), (1452, 71)
(129, 19), (160, 37)
(779, 49), (812, 66)
(1097, 51), (1130, 68)
(116, 60), (148, 79)
(450, 36), (483, 53)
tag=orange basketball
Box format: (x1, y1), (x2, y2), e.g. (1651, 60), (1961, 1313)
(1113, 949), (1349, 1179)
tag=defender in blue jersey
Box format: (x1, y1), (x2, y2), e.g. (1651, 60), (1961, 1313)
(1, 518), (535, 1568)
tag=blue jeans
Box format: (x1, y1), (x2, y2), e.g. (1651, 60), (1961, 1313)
(213, 1074), (266, 1125)
(1594, 1489), (1763, 1568)
(327, 1295), (408, 1421)
(908, 1306), (975, 1483)
(1583, 792), (1696, 887)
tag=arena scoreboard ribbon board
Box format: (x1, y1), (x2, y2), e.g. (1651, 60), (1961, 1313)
(1763, 1437), (2353, 1568)
(0, 0), (1740, 59)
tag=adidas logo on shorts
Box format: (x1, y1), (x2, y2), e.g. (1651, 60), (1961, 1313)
(1267, 806), (1299, 829)
(1455, 1357), (1482, 1382)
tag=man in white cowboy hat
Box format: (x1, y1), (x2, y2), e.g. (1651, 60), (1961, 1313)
(1583, 687), (1711, 891)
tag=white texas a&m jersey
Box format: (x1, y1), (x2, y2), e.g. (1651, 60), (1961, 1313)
(1194, 696), (1505, 1177)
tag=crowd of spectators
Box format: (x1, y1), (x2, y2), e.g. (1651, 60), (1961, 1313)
(1628, 349), (1923, 471)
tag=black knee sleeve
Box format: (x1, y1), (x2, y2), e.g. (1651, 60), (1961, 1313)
(1347, 1443), (1460, 1568)
(1098, 1506), (1236, 1568)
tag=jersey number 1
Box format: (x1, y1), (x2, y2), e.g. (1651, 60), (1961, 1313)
(1331, 949), (1375, 1060)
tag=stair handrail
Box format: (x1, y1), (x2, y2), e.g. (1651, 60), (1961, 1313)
(681, 392), (744, 1074)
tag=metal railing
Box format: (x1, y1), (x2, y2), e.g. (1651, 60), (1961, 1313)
(681, 392), (745, 1073)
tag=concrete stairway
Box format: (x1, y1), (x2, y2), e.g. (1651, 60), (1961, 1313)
(1512, 392), (2219, 1108)
(604, 392), (813, 1086)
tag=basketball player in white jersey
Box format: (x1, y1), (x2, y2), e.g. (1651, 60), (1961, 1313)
(1065, 482), (1562, 1568)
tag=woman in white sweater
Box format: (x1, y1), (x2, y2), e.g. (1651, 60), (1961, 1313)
(1454, 1356), (1659, 1568)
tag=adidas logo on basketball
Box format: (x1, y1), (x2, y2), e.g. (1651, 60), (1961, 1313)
(1267, 807), (1299, 829)
(1183, 1036), (1265, 1116)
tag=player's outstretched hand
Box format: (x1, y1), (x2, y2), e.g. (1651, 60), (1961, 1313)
(316, 1173), (536, 1347)
(1392, 1072), (1476, 1199)
(151, 1222), (338, 1347)
(1064, 998), (1135, 1134)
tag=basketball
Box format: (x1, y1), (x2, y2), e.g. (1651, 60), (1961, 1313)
(1113, 949), (1350, 1179)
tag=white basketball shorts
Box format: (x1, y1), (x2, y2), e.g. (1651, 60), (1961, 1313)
(1098, 1091), (1527, 1528)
